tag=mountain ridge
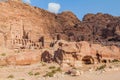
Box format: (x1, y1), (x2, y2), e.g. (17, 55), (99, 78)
(0, 1), (119, 48)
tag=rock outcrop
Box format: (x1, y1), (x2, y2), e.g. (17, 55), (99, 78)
(0, 1), (119, 66)
(0, 52), (40, 65)
(0, 40), (119, 66)
(0, 1), (119, 49)
(53, 40), (120, 65)
(61, 13), (120, 46)
(7, 52), (41, 65)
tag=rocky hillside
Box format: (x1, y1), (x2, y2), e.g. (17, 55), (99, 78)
(0, 0), (119, 47)
(59, 13), (120, 46)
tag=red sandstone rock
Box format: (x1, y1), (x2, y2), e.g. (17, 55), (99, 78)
(78, 41), (91, 56)
(0, 58), (7, 66)
(6, 53), (40, 65)
(6, 55), (16, 65)
(0, 0), (119, 65)
(0, 41), (119, 66)
(54, 40), (120, 62)
(0, 1), (119, 49)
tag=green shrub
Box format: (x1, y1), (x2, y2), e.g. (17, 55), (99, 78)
(19, 79), (25, 80)
(96, 64), (106, 71)
(44, 67), (62, 77)
(43, 71), (55, 77)
(55, 67), (62, 72)
(41, 62), (46, 66)
(34, 72), (40, 76)
(112, 59), (120, 63)
(7, 75), (14, 78)
(49, 66), (56, 69)
(1, 53), (6, 56)
(28, 71), (33, 76)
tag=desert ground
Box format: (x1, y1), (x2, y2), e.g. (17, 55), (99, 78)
(0, 61), (120, 80)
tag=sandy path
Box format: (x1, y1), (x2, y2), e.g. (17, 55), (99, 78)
(42, 70), (120, 80)
(0, 63), (120, 80)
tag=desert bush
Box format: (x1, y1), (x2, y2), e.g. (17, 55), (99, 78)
(55, 67), (62, 72)
(34, 72), (40, 76)
(96, 64), (106, 71)
(41, 62), (46, 66)
(19, 79), (25, 80)
(112, 59), (120, 63)
(1, 53), (6, 56)
(7, 75), (14, 78)
(43, 71), (55, 77)
(49, 66), (56, 69)
(28, 71), (33, 76)
(44, 67), (62, 77)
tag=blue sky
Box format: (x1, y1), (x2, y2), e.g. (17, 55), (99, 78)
(24, 0), (120, 20)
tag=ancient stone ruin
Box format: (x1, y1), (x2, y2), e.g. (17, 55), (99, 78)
(0, 0), (119, 66)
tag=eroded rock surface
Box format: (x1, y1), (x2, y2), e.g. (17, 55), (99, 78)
(0, 1), (119, 66)
(0, 1), (119, 49)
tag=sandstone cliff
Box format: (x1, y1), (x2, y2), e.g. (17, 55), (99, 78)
(0, 0), (119, 49)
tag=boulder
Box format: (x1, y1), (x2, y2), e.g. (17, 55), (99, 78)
(67, 69), (81, 76)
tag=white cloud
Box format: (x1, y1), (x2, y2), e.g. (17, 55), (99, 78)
(48, 3), (61, 14)
(23, 0), (31, 4)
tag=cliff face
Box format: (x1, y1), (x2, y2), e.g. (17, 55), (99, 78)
(59, 13), (120, 46)
(0, 1), (57, 41)
(55, 13), (120, 46)
(0, 1), (81, 48)
(82, 13), (120, 43)
(0, 1), (119, 48)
